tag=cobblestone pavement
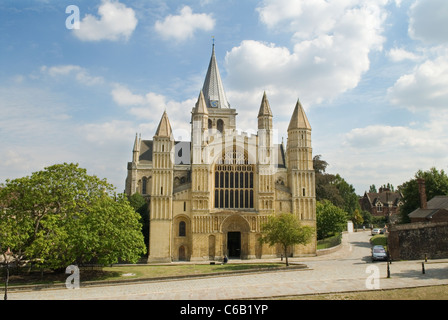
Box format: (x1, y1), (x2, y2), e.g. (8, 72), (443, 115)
(7, 231), (448, 300)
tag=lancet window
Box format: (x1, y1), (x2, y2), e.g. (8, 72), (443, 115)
(214, 149), (254, 209)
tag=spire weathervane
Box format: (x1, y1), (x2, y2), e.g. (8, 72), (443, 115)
(202, 38), (230, 109)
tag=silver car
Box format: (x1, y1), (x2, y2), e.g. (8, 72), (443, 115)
(371, 245), (388, 261)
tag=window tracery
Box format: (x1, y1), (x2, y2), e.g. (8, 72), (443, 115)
(214, 149), (254, 209)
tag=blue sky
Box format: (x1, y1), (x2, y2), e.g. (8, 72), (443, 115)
(1, 0), (448, 195)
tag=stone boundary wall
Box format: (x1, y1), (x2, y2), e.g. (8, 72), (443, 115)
(316, 242), (342, 256)
(388, 222), (448, 260)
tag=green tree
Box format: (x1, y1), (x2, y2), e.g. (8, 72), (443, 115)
(313, 154), (329, 174)
(314, 155), (343, 207)
(316, 200), (347, 240)
(369, 184), (377, 193)
(399, 167), (448, 223)
(381, 183), (395, 192)
(0, 163), (146, 269)
(128, 192), (150, 253)
(352, 209), (364, 231)
(313, 155), (360, 215)
(333, 174), (361, 216)
(259, 213), (314, 266)
(69, 194), (146, 265)
(361, 210), (373, 226)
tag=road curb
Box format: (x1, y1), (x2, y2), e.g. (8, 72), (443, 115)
(5, 263), (309, 293)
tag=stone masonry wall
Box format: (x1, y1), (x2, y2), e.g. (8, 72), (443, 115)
(388, 222), (448, 260)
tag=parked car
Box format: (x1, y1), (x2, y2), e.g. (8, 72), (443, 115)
(371, 228), (382, 235)
(371, 245), (388, 261)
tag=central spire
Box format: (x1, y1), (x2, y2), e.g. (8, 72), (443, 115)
(202, 44), (230, 109)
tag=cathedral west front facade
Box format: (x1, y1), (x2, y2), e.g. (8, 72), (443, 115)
(125, 46), (317, 262)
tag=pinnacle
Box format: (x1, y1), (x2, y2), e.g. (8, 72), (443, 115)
(194, 90), (209, 114)
(155, 111), (173, 137)
(288, 99), (311, 131)
(258, 91), (273, 117)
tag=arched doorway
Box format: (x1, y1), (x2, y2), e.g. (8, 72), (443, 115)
(221, 214), (250, 259)
(227, 232), (241, 258)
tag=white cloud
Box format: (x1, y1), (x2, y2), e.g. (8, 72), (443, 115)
(81, 120), (136, 145)
(42, 65), (80, 76)
(41, 65), (104, 86)
(73, 0), (138, 42)
(0, 86), (79, 181)
(110, 83), (195, 140)
(387, 47), (421, 62)
(225, 1), (388, 109)
(154, 6), (215, 42)
(257, 0), (306, 30)
(257, 0), (387, 42)
(111, 84), (147, 106)
(344, 124), (444, 151)
(409, 0), (448, 45)
(0, 83), (135, 191)
(111, 84), (170, 118)
(343, 110), (448, 158)
(386, 1), (448, 111)
(332, 111), (448, 193)
(387, 55), (448, 110)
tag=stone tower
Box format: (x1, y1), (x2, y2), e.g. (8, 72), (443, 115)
(287, 99), (316, 255)
(148, 111), (174, 263)
(257, 92), (275, 215)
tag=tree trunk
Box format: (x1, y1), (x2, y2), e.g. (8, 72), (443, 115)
(4, 262), (9, 300)
(284, 246), (289, 267)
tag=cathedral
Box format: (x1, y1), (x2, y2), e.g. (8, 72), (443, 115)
(125, 45), (316, 262)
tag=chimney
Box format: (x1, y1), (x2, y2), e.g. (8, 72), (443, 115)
(417, 178), (427, 209)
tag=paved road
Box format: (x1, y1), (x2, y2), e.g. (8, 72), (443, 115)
(7, 231), (448, 300)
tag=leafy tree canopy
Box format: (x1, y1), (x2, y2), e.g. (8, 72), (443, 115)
(0, 163), (146, 269)
(381, 183), (395, 192)
(316, 200), (348, 239)
(399, 167), (448, 223)
(128, 192), (149, 252)
(313, 155), (360, 216)
(259, 213), (314, 266)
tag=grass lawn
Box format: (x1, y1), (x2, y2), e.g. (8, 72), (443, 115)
(4, 262), (287, 287)
(317, 233), (342, 250)
(100, 263), (287, 281)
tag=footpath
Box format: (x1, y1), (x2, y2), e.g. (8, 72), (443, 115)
(5, 231), (448, 300)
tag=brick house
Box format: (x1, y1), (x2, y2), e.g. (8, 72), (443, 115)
(359, 187), (403, 222)
(408, 179), (448, 223)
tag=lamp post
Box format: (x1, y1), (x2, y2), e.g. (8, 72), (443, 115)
(3, 248), (13, 300)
